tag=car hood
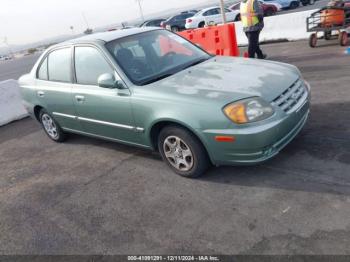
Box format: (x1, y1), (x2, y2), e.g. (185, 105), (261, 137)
(145, 56), (300, 106)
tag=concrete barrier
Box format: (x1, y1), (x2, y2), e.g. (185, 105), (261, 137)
(234, 9), (318, 45)
(0, 80), (28, 126)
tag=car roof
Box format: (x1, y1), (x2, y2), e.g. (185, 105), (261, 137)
(200, 6), (221, 12)
(61, 27), (159, 46)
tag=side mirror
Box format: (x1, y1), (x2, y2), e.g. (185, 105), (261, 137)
(98, 73), (125, 89)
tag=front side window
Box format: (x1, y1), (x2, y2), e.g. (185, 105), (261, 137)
(74, 46), (114, 85)
(105, 30), (211, 86)
(48, 48), (71, 82)
(38, 57), (48, 80)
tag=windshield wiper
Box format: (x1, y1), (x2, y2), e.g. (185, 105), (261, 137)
(141, 73), (174, 85)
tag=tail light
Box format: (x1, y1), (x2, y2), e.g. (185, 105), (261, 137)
(187, 19), (193, 23)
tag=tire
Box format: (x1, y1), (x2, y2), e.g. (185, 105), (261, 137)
(309, 33), (317, 48)
(198, 21), (205, 28)
(171, 26), (179, 32)
(235, 14), (241, 21)
(265, 8), (275, 16)
(339, 31), (348, 46)
(301, 1), (308, 6)
(39, 109), (67, 142)
(158, 126), (210, 178)
(290, 1), (299, 8)
(324, 31), (332, 40)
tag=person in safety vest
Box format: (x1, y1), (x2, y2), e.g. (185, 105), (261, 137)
(240, 0), (266, 59)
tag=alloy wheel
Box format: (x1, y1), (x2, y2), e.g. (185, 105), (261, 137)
(163, 136), (194, 172)
(41, 114), (58, 139)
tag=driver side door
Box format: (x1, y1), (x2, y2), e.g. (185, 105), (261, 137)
(72, 45), (141, 145)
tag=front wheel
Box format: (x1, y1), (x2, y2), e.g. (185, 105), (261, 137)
(339, 31), (348, 46)
(309, 33), (317, 48)
(158, 126), (210, 178)
(39, 109), (67, 142)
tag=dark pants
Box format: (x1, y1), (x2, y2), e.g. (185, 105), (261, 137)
(245, 30), (264, 59)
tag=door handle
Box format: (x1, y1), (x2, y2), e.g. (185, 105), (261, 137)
(37, 91), (45, 98)
(75, 95), (85, 102)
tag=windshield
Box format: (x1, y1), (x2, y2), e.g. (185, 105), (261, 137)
(105, 29), (211, 85)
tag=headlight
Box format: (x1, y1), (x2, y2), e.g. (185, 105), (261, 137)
(223, 97), (274, 124)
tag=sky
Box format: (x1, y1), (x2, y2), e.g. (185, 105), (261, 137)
(0, 0), (213, 46)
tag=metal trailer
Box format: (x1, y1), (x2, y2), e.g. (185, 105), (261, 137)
(306, 6), (350, 47)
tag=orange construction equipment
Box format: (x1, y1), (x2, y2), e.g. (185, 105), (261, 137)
(321, 8), (345, 27)
(177, 23), (240, 57)
(307, 6), (350, 47)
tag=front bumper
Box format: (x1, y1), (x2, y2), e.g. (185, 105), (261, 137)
(200, 92), (310, 166)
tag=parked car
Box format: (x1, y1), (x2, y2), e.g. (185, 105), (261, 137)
(260, 0), (283, 10)
(263, 0), (300, 9)
(229, 1), (278, 19)
(0, 55), (11, 61)
(19, 28), (310, 178)
(161, 11), (197, 32)
(185, 7), (240, 29)
(140, 18), (166, 28)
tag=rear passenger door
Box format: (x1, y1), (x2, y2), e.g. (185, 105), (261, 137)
(204, 8), (221, 24)
(36, 46), (80, 130)
(72, 45), (139, 144)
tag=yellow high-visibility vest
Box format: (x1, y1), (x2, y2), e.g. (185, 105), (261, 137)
(240, 0), (259, 28)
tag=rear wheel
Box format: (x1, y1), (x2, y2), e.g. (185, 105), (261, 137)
(309, 33), (317, 48)
(171, 26), (179, 32)
(158, 126), (210, 178)
(39, 109), (67, 142)
(198, 21), (205, 28)
(290, 1), (299, 8)
(265, 8), (275, 16)
(339, 31), (348, 46)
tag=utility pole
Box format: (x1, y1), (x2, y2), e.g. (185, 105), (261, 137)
(82, 12), (90, 29)
(219, 0), (227, 24)
(136, 0), (145, 23)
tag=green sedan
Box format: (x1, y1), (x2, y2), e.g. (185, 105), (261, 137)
(19, 28), (310, 178)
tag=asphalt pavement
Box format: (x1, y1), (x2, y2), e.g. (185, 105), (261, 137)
(0, 40), (350, 255)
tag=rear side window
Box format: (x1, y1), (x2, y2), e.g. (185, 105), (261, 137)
(74, 46), (114, 86)
(48, 48), (71, 83)
(38, 57), (48, 80)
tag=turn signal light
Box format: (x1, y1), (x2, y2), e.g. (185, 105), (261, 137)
(215, 136), (235, 142)
(223, 103), (248, 124)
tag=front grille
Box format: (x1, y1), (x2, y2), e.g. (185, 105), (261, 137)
(272, 79), (307, 114)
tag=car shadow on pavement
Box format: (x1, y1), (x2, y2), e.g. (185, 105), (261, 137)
(200, 101), (350, 196)
(67, 133), (163, 162)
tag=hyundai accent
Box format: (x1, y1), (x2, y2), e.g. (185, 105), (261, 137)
(19, 28), (310, 178)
